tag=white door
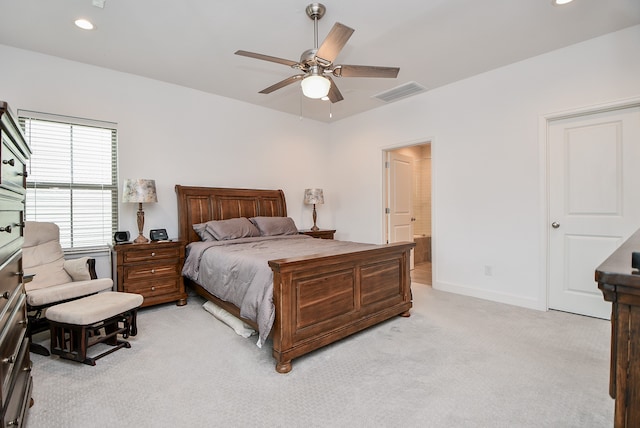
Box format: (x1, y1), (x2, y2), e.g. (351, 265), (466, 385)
(548, 105), (640, 319)
(387, 152), (414, 268)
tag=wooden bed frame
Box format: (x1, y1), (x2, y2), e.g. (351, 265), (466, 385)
(175, 185), (414, 373)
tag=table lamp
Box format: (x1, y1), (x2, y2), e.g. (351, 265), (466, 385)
(304, 188), (324, 231)
(122, 179), (158, 243)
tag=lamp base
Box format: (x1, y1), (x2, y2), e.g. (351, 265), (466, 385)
(311, 204), (319, 231)
(134, 203), (149, 244)
(134, 234), (149, 244)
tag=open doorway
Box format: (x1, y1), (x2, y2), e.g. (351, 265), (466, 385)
(384, 142), (432, 285)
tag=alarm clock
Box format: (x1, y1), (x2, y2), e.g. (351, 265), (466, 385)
(150, 228), (169, 241)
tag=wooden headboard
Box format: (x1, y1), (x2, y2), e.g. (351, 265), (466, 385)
(175, 185), (288, 244)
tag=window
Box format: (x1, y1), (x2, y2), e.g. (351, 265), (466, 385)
(19, 111), (118, 250)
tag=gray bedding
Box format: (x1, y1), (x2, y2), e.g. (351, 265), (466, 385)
(182, 235), (377, 347)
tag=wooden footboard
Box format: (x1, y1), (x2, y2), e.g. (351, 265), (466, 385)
(268, 241), (414, 373)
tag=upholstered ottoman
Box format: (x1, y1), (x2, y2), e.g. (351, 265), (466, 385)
(46, 291), (143, 365)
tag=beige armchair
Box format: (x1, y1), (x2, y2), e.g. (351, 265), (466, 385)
(22, 221), (113, 355)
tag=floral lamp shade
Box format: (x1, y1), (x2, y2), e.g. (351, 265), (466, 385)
(121, 179), (158, 203)
(122, 179), (157, 243)
(304, 188), (324, 231)
(304, 188), (324, 205)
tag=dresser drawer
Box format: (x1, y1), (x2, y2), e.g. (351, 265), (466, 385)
(122, 261), (181, 282)
(0, 293), (27, 407)
(122, 246), (181, 263)
(1, 337), (31, 428)
(1, 136), (27, 197)
(0, 254), (21, 334)
(0, 210), (22, 259)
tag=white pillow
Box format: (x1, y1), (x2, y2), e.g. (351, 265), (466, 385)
(203, 301), (256, 338)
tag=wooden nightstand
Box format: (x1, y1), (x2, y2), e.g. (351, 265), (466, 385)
(112, 240), (187, 307)
(299, 229), (336, 239)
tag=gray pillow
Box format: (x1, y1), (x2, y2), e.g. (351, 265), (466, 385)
(250, 216), (299, 236)
(205, 217), (260, 241)
(193, 223), (216, 241)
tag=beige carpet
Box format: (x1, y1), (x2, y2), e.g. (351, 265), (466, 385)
(26, 284), (613, 427)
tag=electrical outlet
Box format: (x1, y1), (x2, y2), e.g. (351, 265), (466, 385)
(484, 265), (493, 276)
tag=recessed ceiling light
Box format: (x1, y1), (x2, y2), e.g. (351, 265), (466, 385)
(552, 0), (574, 5)
(74, 19), (94, 30)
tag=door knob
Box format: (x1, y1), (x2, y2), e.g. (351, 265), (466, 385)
(552, 222), (560, 229)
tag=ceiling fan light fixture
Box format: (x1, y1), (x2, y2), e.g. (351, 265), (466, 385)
(301, 75), (331, 99)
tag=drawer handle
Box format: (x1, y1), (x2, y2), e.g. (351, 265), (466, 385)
(2, 158), (15, 166)
(17, 320), (27, 325)
(3, 355), (16, 364)
(151, 286), (156, 291)
(0, 225), (12, 233)
(1, 291), (9, 299)
(151, 269), (155, 274)
(151, 252), (156, 257)
(17, 171), (27, 177)
(7, 418), (18, 426)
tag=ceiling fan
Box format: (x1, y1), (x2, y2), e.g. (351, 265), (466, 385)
(235, 3), (400, 103)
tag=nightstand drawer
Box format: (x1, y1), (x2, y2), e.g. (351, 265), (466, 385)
(123, 277), (182, 297)
(123, 262), (181, 281)
(122, 246), (181, 263)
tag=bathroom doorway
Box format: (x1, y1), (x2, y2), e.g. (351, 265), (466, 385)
(384, 142), (432, 285)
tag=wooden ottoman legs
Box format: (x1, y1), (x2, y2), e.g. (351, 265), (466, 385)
(49, 309), (139, 366)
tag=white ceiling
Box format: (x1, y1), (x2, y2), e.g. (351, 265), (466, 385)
(1, 0), (639, 123)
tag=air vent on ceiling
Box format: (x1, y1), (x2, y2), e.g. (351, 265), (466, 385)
(373, 81), (427, 103)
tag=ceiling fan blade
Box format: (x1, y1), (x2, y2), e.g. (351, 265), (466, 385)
(258, 75), (304, 94)
(315, 22), (355, 65)
(235, 50), (299, 68)
(334, 65), (400, 78)
(326, 76), (344, 103)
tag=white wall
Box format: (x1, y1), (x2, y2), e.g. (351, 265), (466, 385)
(2, 25), (639, 312)
(0, 44), (331, 240)
(328, 25), (640, 310)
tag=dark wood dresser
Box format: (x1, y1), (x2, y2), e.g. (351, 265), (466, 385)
(596, 228), (640, 427)
(112, 240), (187, 307)
(0, 101), (33, 427)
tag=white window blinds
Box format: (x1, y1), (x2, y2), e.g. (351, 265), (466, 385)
(18, 110), (118, 250)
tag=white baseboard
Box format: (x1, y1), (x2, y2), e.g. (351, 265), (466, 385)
(433, 280), (546, 311)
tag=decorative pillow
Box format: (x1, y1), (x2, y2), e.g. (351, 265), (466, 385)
(193, 222), (216, 241)
(250, 216), (299, 236)
(205, 217), (260, 241)
(63, 257), (92, 281)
